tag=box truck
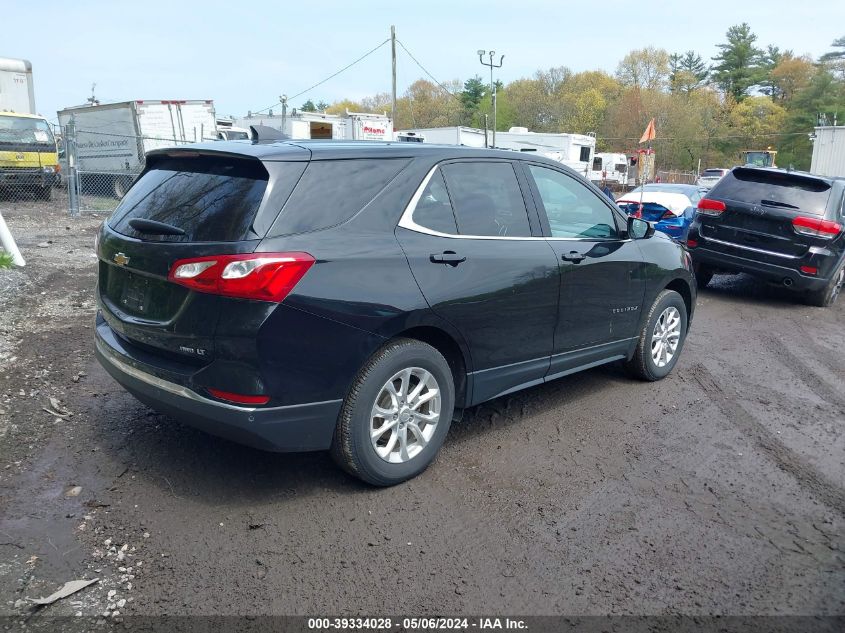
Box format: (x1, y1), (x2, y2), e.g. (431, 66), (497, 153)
(57, 100), (216, 198)
(0, 58), (59, 199)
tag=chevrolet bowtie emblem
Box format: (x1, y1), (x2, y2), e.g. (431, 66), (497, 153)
(113, 252), (130, 266)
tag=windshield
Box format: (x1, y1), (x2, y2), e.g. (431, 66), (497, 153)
(0, 116), (56, 148)
(743, 152), (775, 167)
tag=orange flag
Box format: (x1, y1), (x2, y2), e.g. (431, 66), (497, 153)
(639, 118), (656, 144)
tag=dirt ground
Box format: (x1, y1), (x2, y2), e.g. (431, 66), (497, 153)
(0, 198), (843, 624)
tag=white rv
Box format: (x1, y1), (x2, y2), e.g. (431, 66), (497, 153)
(588, 153), (629, 185)
(397, 126), (596, 175)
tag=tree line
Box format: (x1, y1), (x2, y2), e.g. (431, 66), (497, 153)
(311, 24), (845, 171)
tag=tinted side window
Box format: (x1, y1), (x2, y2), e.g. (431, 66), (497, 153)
(412, 169), (458, 234)
(528, 165), (618, 239)
(272, 158), (409, 235)
(711, 168), (832, 216)
(109, 156), (268, 242)
(440, 162), (531, 237)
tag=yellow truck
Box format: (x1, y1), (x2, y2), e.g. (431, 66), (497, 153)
(0, 57), (59, 200)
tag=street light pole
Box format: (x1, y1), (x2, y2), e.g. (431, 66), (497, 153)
(478, 50), (504, 148)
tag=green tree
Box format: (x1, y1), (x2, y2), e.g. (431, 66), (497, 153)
(316, 101), (329, 112)
(460, 76), (487, 126)
(669, 51), (708, 93)
(711, 23), (763, 101)
(819, 36), (845, 61)
(301, 99), (317, 112)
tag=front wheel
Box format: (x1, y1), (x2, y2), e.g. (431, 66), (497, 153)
(331, 339), (455, 486)
(624, 289), (688, 381)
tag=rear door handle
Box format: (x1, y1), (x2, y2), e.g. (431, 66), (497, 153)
(430, 251), (466, 266)
(561, 251), (586, 263)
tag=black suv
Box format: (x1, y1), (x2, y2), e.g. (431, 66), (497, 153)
(95, 141), (696, 485)
(687, 167), (845, 306)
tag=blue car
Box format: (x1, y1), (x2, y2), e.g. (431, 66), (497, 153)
(617, 184), (706, 241)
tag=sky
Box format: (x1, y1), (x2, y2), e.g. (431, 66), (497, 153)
(4, 0), (845, 124)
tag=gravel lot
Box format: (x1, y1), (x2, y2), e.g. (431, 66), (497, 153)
(0, 198), (843, 624)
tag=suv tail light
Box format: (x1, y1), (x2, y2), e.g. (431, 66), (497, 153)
(660, 209), (677, 220)
(792, 216), (842, 239)
(168, 252), (315, 302)
(697, 199), (726, 216)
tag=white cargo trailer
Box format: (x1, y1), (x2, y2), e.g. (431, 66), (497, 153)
(810, 126), (845, 178)
(0, 57), (36, 114)
(57, 100), (216, 197)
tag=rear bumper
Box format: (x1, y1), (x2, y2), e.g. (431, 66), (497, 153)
(95, 318), (342, 452)
(690, 246), (830, 291)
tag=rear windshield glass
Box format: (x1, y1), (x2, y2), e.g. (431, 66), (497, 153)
(109, 156), (268, 242)
(270, 158), (409, 236)
(711, 168), (831, 215)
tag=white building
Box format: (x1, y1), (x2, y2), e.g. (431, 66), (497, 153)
(396, 126), (596, 175)
(235, 110), (393, 142)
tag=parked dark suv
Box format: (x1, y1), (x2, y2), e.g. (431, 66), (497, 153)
(687, 167), (845, 306)
(94, 141), (696, 485)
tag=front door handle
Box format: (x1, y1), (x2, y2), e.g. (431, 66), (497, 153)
(561, 251), (586, 263)
(430, 251), (466, 266)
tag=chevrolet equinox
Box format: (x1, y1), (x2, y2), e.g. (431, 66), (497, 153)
(95, 141), (696, 485)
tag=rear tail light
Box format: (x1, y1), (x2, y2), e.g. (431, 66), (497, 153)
(697, 199), (726, 216)
(660, 209), (676, 220)
(207, 388), (270, 405)
(799, 265), (818, 275)
(792, 216), (842, 239)
(168, 252), (315, 302)
(686, 238), (698, 248)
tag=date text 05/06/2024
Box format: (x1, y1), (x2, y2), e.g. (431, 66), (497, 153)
(306, 617), (528, 630)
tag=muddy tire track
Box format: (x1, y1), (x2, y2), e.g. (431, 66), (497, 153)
(689, 362), (845, 516)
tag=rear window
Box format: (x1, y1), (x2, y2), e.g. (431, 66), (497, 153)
(270, 159), (409, 236)
(109, 156), (269, 242)
(711, 168), (832, 215)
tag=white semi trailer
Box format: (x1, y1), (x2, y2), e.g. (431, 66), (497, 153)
(57, 100), (216, 197)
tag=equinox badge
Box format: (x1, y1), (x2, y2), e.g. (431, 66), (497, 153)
(113, 252), (130, 266)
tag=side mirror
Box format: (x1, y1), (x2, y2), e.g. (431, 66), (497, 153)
(627, 216), (655, 239)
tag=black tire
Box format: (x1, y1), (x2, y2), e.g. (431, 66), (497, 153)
(805, 262), (844, 307)
(624, 289), (688, 381)
(113, 177), (130, 199)
(330, 338), (455, 486)
(694, 263), (714, 289)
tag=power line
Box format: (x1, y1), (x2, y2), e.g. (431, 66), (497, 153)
(251, 38), (391, 115)
(396, 39), (461, 100)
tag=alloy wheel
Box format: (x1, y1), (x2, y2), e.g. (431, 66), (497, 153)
(370, 367), (441, 464)
(651, 306), (682, 368)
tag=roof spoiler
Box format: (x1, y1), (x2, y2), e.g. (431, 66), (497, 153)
(250, 125), (289, 142)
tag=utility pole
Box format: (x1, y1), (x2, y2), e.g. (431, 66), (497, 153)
(478, 50), (504, 148)
(280, 94), (288, 135)
(391, 26), (397, 127)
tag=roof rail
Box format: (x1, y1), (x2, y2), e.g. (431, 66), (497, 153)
(249, 125), (289, 142)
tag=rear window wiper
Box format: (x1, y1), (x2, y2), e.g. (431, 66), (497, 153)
(760, 199), (799, 209)
(128, 218), (186, 236)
